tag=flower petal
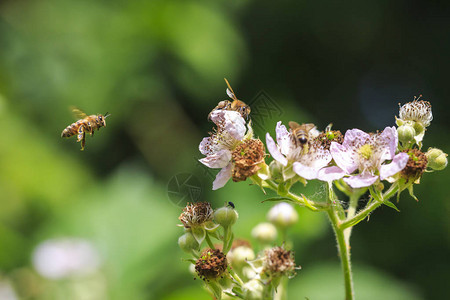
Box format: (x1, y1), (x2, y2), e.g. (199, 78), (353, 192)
(199, 137), (213, 156)
(380, 126), (398, 161)
(344, 173), (378, 188)
(200, 149), (231, 168)
(223, 111), (246, 140)
(343, 128), (370, 148)
(266, 132), (288, 166)
(330, 142), (358, 174)
(293, 162), (319, 180)
(275, 122), (292, 156)
(307, 148), (332, 169)
(379, 152), (409, 180)
(212, 163), (232, 190)
(209, 110), (246, 140)
(317, 166), (346, 182)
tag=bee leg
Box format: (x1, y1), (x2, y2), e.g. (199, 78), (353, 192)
(77, 125), (86, 151)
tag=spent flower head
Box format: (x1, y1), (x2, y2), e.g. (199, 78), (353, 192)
(195, 248), (228, 281)
(263, 246), (298, 278)
(396, 97), (433, 147)
(179, 202), (219, 244)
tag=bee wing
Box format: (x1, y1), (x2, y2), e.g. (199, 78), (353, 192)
(304, 123), (316, 131)
(224, 78), (237, 100)
(70, 106), (87, 120)
(226, 88), (235, 99)
(288, 121), (301, 129)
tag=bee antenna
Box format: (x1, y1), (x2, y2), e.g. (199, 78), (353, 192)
(104, 112), (111, 118)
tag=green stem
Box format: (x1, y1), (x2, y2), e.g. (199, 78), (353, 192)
(344, 192), (360, 244)
(328, 209), (354, 300)
(274, 277), (288, 300)
(265, 180), (329, 211)
(339, 184), (399, 230)
(228, 267), (245, 287)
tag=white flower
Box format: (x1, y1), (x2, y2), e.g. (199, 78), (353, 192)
(32, 238), (100, 280)
(266, 121), (331, 180)
(323, 127), (409, 188)
(199, 110), (249, 190)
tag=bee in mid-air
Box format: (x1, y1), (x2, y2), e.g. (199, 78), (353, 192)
(61, 107), (110, 151)
(208, 78), (251, 120)
(288, 121), (316, 148)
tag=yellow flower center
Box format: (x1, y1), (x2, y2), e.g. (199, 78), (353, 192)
(358, 144), (373, 160)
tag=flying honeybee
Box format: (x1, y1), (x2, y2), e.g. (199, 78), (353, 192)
(208, 78), (251, 120)
(61, 107), (110, 151)
(288, 121), (316, 148)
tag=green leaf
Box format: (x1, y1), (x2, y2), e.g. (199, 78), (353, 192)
(383, 200), (400, 212)
(261, 197), (296, 204)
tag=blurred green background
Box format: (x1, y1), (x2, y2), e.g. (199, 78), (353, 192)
(0, 0), (449, 299)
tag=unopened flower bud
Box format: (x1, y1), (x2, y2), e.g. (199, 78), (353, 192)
(214, 206), (238, 227)
(243, 279), (264, 300)
(267, 202), (298, 228)
(269, 160), (282, 179)
(251, 222), (277, 244)
(426, 148), (448, 170)
(178, 232), (199, 253)
(397, 124), (416, 144)
(228, 246), (255, 268)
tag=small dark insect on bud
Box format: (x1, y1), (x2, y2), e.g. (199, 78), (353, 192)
(227, 201), (235, 209)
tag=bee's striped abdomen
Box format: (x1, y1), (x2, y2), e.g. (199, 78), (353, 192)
(61, 120), (83, 138)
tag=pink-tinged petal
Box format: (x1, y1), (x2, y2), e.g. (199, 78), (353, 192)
(343, 129), (370, 147)
(330, 142), (358, 174)
(293, 162), (319, 180)
(200, 149), (231, 168)
(199, 137), (213, 156)
(379, 152), (409, 180)
(308, 149), (332, 169)
(266, 132), (288, 166)
(209, 110), (246, 140)
(223, 110), (246, 140)
(275, 122), (291, 156)
(344, 173), (378, 188)
(212, 163), (232, 190)
(380, 126), (398, 161)
(317, 166), (346, 182)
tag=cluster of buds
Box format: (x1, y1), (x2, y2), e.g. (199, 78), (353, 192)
(178, 201), (301, 299)
(177, 202), (238, 299)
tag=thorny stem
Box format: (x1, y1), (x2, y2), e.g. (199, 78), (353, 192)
(328, 208), (354, 300)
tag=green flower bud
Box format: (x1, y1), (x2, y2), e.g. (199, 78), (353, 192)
(214, 206), (238, 227)
(397, 124), (416, 144)
(178, 232), (199, 253)
(269, 160), (282, 179)
(267, 202), (298, 229)
(251, 222), (277, 244)
(426, 148), (448, 170)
